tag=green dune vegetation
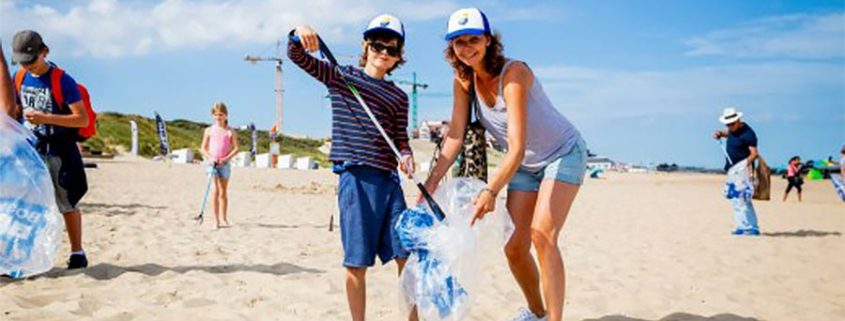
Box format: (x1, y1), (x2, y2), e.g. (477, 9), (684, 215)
(82, 112), (329, 167)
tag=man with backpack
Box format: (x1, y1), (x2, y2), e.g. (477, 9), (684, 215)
(12, 30), (90, 269)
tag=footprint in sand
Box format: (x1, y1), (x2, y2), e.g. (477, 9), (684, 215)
(7, 293), (72, 309)
(70, 296), (102, 317)
(183, 298), (217, 308)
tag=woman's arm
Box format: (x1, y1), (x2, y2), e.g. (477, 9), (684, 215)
(423, 77), (473, 192)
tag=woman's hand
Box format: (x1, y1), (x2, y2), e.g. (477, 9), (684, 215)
(471, 187), (497, 225)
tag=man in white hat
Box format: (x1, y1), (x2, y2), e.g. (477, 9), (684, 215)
(713, 107), (760, 235)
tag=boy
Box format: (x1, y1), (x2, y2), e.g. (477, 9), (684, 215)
(12, 30), (89, 269)
(288, 14), (416, 321)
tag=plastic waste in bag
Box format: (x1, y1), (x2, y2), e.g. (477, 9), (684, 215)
(724, 159), (754, 201)
(0, 114), (62, 278)
(397, 178), (514, 321)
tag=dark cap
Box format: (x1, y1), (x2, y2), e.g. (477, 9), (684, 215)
(12, 30), (46, 64)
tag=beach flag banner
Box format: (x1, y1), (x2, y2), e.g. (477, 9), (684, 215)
(154, 112), (170, 157)
(129, 120), (139, 156)
(248, 123), (257, 158)
(0, 113), (63, 278)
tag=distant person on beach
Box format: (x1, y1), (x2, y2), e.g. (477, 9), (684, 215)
(782, 156), (803, 202)
(11, 30), (90, 268)
(200, 102), (239, 228)
(288, 14), (417, 321)
(422, 8), (587, 321)
(713, 107), (760, 236)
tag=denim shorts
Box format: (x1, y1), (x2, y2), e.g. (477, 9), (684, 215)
(209, 162), (231, 180)
(336, 165), (409, 267)
(508, 138), (588, 191)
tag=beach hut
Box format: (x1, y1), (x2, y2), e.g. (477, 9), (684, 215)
(277, 154), (295, 169)
(172, 149), (193, 164)
(255, 153), (272, 168)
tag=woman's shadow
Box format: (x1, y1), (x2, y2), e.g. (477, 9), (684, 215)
(583, 312), (759, 321)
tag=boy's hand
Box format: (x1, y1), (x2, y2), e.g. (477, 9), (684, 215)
(712, 130), (725, 139)
(399, 154), (415, 178)
(294, 26), (320, 53)
(23, 109), (47, 125)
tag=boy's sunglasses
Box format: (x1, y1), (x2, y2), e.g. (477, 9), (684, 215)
(368, 42), (401, 57)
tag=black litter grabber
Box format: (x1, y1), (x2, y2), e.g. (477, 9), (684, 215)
(309, 36), (446, 221)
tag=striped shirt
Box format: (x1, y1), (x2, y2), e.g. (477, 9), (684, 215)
(287, 39), (411, 172)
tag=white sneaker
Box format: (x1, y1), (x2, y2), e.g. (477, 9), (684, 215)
(508, 308), (544, 321)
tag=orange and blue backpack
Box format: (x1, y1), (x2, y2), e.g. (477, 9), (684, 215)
(14, 66), (97, 141)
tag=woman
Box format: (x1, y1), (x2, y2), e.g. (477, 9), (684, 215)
(422, 8), (587, 321)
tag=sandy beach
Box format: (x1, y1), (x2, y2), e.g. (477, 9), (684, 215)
(1, 156), (843, 321)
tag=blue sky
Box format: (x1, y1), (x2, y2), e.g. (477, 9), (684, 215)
(2, 0), (843, 168)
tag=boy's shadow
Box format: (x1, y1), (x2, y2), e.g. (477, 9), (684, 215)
(36, 261), (323, 281)
(80, 202), (167, 217)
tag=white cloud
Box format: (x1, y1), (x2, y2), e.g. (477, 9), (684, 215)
(1, 0), (550, 59)
(0, 0), (463, 58)
(534, 61), (844, 120)
(683, 12), (845, 59)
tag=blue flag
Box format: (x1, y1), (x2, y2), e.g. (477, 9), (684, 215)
(247, 123), (257, 157)
(154, 112), (170, 156)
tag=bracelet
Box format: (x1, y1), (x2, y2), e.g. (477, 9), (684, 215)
(480, 186), (498, 197)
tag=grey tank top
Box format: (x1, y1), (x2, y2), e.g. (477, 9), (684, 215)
(475, 59), (581, 172)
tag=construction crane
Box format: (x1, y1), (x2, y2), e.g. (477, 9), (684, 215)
(395, 72), (428, 135)
(244, 40), (284, 140)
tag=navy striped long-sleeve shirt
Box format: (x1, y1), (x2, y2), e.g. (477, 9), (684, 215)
(288, 38), (412, 172)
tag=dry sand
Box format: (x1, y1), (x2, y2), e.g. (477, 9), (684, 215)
(1, 156), (843, 321)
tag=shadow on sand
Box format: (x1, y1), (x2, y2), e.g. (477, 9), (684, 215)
(36, 261), (323, 281)
(761, 229), (841, 237)
(80, 202), (167, 217)
(583, 312), (760, 321)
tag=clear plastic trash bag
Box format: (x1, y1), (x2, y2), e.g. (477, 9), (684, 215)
(724, 159), (753, 201)
(397, 178), (514, 321)
(0, 113), (62, 278)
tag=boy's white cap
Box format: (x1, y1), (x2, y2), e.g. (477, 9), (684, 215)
(445, 7), (490, 40)
(363, 14), (405, 41)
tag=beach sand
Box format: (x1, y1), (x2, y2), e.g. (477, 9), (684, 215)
(2, 156), (843, 321)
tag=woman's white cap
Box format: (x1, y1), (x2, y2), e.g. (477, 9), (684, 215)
(445, 8), (491, 40)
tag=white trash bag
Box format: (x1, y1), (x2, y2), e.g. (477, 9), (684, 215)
(396, 178), (514, 320)
(0, 113), (62, 278)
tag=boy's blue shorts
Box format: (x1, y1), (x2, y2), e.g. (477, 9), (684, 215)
(336, 164), (409, 267)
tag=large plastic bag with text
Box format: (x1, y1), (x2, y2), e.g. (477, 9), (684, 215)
(0, 114), (62, 278)
(396, 178), (514, 320)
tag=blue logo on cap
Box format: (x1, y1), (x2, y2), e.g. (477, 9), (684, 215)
(380, 17), (391, 27)
(458, 12), (469, 25)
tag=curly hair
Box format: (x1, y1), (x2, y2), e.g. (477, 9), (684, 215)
(444, 32), (505, 81)
(358, 30), (406, 75)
